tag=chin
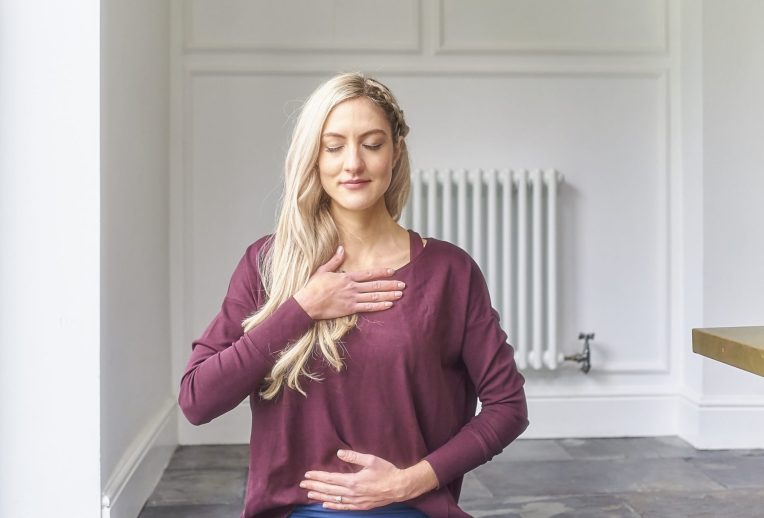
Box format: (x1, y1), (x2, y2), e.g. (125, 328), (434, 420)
(340, 203), (380, 213)
(332, 197), (386, 213)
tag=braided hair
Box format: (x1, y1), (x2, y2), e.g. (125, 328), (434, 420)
(362, 76), (411, 140)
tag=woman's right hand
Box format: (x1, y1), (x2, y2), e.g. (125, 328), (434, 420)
(293, 245), (406, 320)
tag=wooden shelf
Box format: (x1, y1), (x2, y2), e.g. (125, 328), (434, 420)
(692, 326), (764, 376)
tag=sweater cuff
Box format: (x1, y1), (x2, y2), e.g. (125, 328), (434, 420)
(422, 429), (488, 490)
(242, 295), (314, 363)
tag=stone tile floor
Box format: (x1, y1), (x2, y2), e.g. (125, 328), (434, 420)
(139, 437), (764, 517)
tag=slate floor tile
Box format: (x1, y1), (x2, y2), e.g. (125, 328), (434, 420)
(557, 437), (644, 460)
(688, 455), (764, 488)
(167, 444), (250, 470)
(461, 494), (640, 518)
(142, 438), (764, 517)
(472, 457), (724, 497)
(635, 436), (701, 458)
(623, 488), (764, 518)
(557, 436), (699, 460)
(145, 468), (247, 506)
(139, 504), (242, 518)
(694, 447), (764, 459)
(492, 439), (574, 463)
(460, 471), (494, 501)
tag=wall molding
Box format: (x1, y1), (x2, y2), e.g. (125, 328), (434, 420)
(101, 398), (178, 518)
(183, 0), (423, 54)
(180, 0), (670, 57)
(434, 0), (670, 56)
(181, 68), (673, 378)
(182, 58), (671, 76)
(169, 0), (190, 443)
(179, 68), (675, 377)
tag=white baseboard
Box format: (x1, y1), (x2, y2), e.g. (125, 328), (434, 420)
(521, 392), (764, 448)
(678, 392), (764, 449)
(102, 398), (178, 518)
(181, 396), (685, 443)
(173, 394), (764, 451)
(522, 394), (678, 438)
(177, 396), (680, 444)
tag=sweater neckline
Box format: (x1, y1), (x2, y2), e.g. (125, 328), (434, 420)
(394, 228), (428, 275)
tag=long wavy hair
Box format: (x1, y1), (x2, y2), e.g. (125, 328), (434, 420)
(242, 72), (412, 400)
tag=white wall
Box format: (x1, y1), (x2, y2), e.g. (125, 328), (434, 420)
(702, 0), (764, 372)
(1, 3), (761, 517)
(173, 0), (687, 444)
(0, 1), (101, 516)
(101, 0), (175, 516)
(679, 0), (764, 448)
(172, 0), (764, 449)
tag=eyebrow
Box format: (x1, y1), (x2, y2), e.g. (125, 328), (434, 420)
(321, 128), (387, 139)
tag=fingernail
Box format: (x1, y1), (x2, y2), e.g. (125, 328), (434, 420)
(397, 282), (405, 288)
(305, 472), (311, 479)
(387, 268), (395, 275)
(337, 245), (343, 254)
(337, 449), (346, 457)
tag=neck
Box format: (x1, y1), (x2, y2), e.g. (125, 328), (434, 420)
(329, 201), (407, 265)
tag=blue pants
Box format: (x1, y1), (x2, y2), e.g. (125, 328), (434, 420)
(289, 502), (429, 517)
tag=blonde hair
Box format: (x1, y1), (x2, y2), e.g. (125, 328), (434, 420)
(242, 72), (412, 400)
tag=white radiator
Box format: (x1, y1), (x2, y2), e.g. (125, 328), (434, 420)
(401, 168), (564, 370)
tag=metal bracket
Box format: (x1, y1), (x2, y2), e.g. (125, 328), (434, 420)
(563, 332), (593, 373)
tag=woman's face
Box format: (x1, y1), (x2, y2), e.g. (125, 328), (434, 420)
(317, 96), (401, 216)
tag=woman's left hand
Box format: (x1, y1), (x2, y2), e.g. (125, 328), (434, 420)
(299, 449), (410, 510)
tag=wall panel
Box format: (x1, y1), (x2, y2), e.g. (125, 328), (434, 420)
(438, 0), (667, 53)
(173, 0), (681, 442)
(186, 0), (421, 52)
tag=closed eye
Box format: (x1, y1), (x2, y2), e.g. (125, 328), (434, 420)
(324, 144), (383, 153)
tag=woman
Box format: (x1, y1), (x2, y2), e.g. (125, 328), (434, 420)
(178, 72), (529, 518)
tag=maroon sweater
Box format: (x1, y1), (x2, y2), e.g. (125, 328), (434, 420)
(178, 229), (529, 518)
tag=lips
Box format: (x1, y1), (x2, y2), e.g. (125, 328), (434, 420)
(340, 179), (371, 190)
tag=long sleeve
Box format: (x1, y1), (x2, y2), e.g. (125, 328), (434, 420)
(178, 241), (315, 426)
(423, 256), (529, 488)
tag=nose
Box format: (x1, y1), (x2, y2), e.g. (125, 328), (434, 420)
(343, 144), (365, 173)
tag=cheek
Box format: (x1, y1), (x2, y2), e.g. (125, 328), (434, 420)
(381, 174), (393, 192)
(318, 171), (332, 192)
(317, 155), (339, 176)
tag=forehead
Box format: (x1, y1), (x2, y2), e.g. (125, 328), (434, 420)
(322, 97), (389, 136)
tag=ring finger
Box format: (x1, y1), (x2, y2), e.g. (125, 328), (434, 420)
(302, 480), (352, 499)
(306, 490), (357, 506)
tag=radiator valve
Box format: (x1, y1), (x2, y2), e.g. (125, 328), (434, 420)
(563, 332), (593, 373)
